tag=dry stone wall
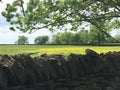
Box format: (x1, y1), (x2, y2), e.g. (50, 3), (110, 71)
(0, 49), (120, 90)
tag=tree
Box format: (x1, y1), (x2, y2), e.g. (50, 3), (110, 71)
(89, 26), (107, 44)
(75, 30), (90, 44)
(51, 30), (90, 44)
(34, 36), (49, 45)
(52, 33), (62, 44)
(60, 32), (74, 44)
(15, 36), (29, 45)
(114, 33), (120, 42)
(2, 0), (120, 42)
(52, 32), (74, 44)
(52, 29), (115, 44)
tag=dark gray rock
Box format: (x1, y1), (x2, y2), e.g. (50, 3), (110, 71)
(85, 49), (99, 57)
(0, 54), (20, 86)
(67, 55), (79, 80)
(0, 67), (7, 90)
(13, 54), (37, 84)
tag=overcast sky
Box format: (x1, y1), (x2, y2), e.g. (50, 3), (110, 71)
(0, 0), (52, 44)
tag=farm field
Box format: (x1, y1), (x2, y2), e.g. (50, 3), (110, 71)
(0, 45), (120, 56)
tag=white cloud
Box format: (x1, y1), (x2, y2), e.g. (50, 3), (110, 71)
(0, 24), (52, 44)
(0, 0), (52, 44)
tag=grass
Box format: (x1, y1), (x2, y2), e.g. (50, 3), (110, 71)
(0, 45), (120, 56)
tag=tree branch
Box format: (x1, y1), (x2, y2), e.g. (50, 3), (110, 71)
(90, 22), (119, 43)
(20, 0), (25, 17)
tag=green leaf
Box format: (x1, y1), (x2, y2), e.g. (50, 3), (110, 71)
(9, 27), (15, 31)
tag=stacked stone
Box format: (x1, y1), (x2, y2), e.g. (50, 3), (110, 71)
(0, 49), (120, 90)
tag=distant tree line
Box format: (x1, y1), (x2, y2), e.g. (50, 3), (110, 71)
(15, 29), (120, 45)
(51, 30), (109, 45)
(15, 35), (49, 45)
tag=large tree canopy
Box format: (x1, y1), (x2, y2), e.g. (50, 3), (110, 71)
(1, 0), (120, 41)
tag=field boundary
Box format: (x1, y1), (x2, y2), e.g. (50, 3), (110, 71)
(1, 51), (120, 90)
(0, 43), (120, 46)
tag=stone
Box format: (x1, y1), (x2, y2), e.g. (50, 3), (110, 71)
(0, 54), (20, 86)
(13, 54), (37, 84)
(79, 55), (92, 75)
(56, 87), (68, 90)
(48, 60), (58, 80)
(52, 60), (64, 79)
(67, 56), (78, 80)
(60, 60), (70, 79)
(103, 54), (117, 73)
(74, 86), (88, 90)
(0, 67), (7, 90)
(85, 49), (99, 57)
(11, 61), (27, 85)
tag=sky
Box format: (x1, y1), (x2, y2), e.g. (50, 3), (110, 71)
(0, 0), (52, 44)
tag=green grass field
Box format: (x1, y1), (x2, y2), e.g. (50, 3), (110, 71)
(0, 45), (120, 56)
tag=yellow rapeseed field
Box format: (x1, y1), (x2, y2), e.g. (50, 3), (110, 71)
(33, 46), (120, 55)
(0, 45), (120, 56)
